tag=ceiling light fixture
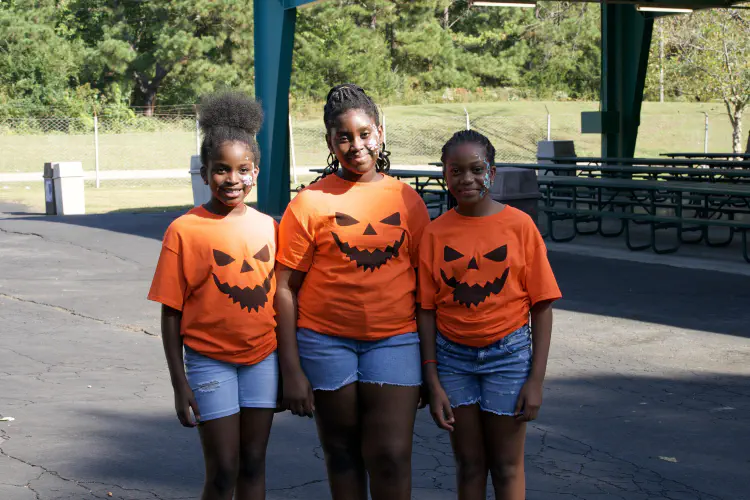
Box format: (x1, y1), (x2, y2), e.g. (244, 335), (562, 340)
(472, 1), (536, 7)
(636, 5), (693, 12)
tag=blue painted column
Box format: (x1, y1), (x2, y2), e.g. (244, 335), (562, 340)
(601, 5), (654, 159)
(254, 0), (297, 215)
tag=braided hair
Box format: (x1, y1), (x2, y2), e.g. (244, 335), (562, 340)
(198, 91), (263, 169)
(320, 83), (391, 178)
(440, 129), (496, 167)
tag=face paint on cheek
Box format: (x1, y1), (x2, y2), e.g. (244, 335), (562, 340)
(240, 163), (255, 188)
(480, 161), (492, 198)
(364, 126), (381, 156)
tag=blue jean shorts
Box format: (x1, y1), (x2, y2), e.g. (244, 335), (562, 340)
(436, 325), (532, 417)
(296, 328), (422, 391)
(184, 346), (279, 422)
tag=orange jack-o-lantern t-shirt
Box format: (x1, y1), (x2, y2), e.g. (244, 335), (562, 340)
(419, 207), (561, 347)
(277, 174), (431, 340)
(148, 206), (278, 365)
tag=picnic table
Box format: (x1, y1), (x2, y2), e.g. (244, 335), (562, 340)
(661, 152), (750, 160)
(546, 156), (750, 169)
(499, 162), (750, 184)
(537, 175), (750, 261)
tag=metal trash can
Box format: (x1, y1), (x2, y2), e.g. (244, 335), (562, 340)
(491, 166), (541, 225)
(43, 162), (57, 215)
(537, 140), (576, 165)
(52, 162), (86, 215)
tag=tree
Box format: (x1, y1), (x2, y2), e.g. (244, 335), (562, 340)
(0, 1), (89, 117)
(68, 0), (255, 115)
(662, 9), (750, 153)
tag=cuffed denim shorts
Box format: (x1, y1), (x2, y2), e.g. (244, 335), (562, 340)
(184, 346), (279, 422)
(436, 325), (531, 417)
(296, 328), (422, 391)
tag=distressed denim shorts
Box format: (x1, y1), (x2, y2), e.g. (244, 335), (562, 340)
(437, 325), (531, 417)
(184, 346), (279, 422)
(296, 328), (422, 391)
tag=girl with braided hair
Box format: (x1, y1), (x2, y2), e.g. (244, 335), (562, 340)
(275, 84), (430, 500)
(149, 91), (279, 500)
(417, 130), (561, 500)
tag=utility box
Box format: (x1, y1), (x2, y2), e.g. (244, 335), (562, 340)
(51, 162), (85, 215)
(190, 155), (211, 207)
(491, 166), (541, 225)
(43, 162), (57, 215)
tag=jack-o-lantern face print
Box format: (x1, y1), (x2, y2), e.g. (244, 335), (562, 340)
(211, 245), (274, 312)
(331, 211), (406, 272)
(440, 244), (509, 308)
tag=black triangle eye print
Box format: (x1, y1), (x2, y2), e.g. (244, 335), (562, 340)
(484, 245), (508, 262)
(253, 244), (271, 262)
(380, 212), (401, 226)
(444, 246), (464, 262)
(335, 212), (359, 226)
(213, 249), (235, 266)
(211, 248), (274, 313)
(440, 243), (510, 309)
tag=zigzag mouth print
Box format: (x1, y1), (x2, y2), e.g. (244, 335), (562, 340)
(332, 230), (406, 272)
(440, 267), (509, 308)
(212, 268), (275, 312)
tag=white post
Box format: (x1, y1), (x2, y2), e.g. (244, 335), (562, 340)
(382, 109), (387, 145)
(464, 107), (470, 130)
(288, 113), (298, 185)
(704, 113), (709, 154)
(195, 113), (200, 155)
(93, 113), (100, 189)
(544, 105), (551, 140)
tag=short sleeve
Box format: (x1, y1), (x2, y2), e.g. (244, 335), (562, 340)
(277, 202), (315, 272)
(417, 230), (438, 309)
(407, 197), (431, 268)
(523, 224), (562, 305)
(147, 227), (188, 311)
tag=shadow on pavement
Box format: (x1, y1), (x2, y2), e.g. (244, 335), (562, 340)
(549, 252), (750, 338)
(66, 373), (748, 499)
(3, 205), (749, 337)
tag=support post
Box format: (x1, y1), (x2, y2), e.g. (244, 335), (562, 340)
(254, 0), (296, 215)
(704, 113), (709, 154)
(600, 5), (654, 160)
(93, 113), (100, 188)
(289, 113), (298, 185)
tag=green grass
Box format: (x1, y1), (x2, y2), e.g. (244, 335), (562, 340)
(1, 101), (746, 176)
(0, 175), (320, 214)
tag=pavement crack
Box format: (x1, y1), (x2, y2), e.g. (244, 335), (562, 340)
(0, 293), (157, 336)
(0, 226), (138, 265)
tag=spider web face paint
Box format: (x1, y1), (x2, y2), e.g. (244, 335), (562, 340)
(240, 162), (255, 188)
(364, 125), (381, 156)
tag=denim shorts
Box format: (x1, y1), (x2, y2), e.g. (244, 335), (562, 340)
(184, 346), (279, 422)
(296, 328), (422, 391)
(436, 325), (531, 417)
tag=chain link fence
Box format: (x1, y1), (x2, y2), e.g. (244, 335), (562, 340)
(1, 108), (747, 213)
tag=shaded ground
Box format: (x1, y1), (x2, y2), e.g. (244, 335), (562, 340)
(1, 203), (748, 499)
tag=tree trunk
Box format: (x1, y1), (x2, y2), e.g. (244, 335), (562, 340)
(731, 109), (743, 154)
(135, 63), (171, 117)
(443, 5), (449, 29)
(746, 130), (750, 154)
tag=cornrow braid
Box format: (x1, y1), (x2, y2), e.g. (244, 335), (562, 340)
(316, 83), (391, 181)
(440, 129), (496, 167)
